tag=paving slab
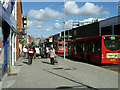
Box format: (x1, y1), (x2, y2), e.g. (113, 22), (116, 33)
(1, 56), (119, 89)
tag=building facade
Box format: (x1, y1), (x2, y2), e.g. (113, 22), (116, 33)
(16, 0), (22, 60)
(0, 0), (17, 78)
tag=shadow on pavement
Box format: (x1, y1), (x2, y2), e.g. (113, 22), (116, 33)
(43, 69), (97, 90)
(56, 86), (73, 89)
(23, 61), (29, 65)
(41, 61), (52, 65)
(56, 85), (84, 89)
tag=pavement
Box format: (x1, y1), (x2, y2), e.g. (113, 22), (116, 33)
(1, 56), (119, 89)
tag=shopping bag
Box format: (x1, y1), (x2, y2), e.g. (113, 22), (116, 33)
(54, 58), (58, 64)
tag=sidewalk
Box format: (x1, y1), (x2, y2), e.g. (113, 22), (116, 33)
(2, 56), (119, 89)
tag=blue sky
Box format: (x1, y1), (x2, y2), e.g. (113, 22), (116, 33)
(22, 2), (119, 38)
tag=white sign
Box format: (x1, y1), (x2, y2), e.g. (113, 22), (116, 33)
(0, 0), (10, 10)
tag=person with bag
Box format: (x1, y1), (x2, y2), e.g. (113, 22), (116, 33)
(23, 46), (28, 59)
(49, 47), (55, 65)
(28, 46), (34, 65)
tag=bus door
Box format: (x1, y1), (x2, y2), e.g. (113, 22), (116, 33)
(76, 42), (83, 59)
(73, 44), (77, 58)
(74, 43), (80, 59)
(90, 41), (101, 63)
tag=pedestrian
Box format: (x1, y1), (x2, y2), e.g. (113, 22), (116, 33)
(33, 46), (36, 59)
(19, 48), (20, 57)
(46, 47), (49, 59)
(28, 46), (34, 65)
(49, 47), (55, 65)
(23, 46), (28, 59)
(35, 46), (40, 58)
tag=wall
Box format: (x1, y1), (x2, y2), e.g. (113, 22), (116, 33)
(16, 0), (22, 60)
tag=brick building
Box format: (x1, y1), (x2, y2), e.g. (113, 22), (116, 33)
(16, 0), (23, 60)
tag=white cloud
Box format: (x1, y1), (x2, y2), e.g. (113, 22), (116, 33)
(28, 1), (109, 23)
(28, 8), (63, 21)
(102, 11), (110, 17)
(54, 23), (61, 29)
(64, 1), (103, 16)
(27, 20), (42, 28)
(46, 27), (52, 31)
(37, 26), (42, 29)
(65, 20), (74, 29)
(27, 21), (33, 28)
(42, 27), (53, 31)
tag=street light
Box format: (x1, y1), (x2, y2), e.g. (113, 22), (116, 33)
(55, 0), (66, 59)
(63, 0), (66, 59)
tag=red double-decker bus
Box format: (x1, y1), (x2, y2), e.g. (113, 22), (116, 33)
(68, 35), (120, 64)
(54, 41), (68, 54)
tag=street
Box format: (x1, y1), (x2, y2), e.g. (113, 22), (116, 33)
(2, 56), (119, 89)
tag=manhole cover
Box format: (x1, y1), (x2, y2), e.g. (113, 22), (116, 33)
(64, 68), (77, 70)
(7, 73), (17, 76)
(15, 64), (22, 66)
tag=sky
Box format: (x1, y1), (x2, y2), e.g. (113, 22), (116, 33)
(22, 1), (119, 38)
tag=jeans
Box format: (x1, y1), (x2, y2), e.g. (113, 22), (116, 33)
(28, 53), (33, 65)
(46, 53), (49, 58)
(50, 58), (54, 65)
(24, 52), (27, 58)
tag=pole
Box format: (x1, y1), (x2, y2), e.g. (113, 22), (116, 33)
(64, 0), (65, 59)
(26, 13), (27, 44)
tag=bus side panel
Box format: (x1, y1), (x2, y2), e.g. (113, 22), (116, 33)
(84, 52), (101, 64)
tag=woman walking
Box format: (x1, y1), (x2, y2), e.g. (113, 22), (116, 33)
(49, 47), (55, 65)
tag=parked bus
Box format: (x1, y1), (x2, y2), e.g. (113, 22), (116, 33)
(68, 35), (120, 64)
(54, 41), (68, 54)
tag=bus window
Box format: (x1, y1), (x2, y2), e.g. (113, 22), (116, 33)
(92, 44), (95, 53)
(76, 42), (80, 51)
(83, 44), (85, 52)
(80, 43), (83, 51)
(118, 38), (120, 49)
(65, 44), (67, 47)
(94, 40), (101, 54)
(104, 36), (120, 51)
(85, 41), (92, 52)
(90, 41), (101, 53)
(59, 44), (62, 47)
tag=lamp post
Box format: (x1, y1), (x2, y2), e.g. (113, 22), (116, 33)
(63, 0), (66, 59)
(56, 0), (66, 59)
(118, 1), (120, 15)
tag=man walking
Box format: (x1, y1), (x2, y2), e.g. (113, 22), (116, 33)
(28, 47), (34, 65)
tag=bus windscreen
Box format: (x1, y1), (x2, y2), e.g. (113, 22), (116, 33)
(104, 36), (120, 51)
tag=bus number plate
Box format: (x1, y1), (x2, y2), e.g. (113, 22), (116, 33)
(110, 59), (116, 61)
